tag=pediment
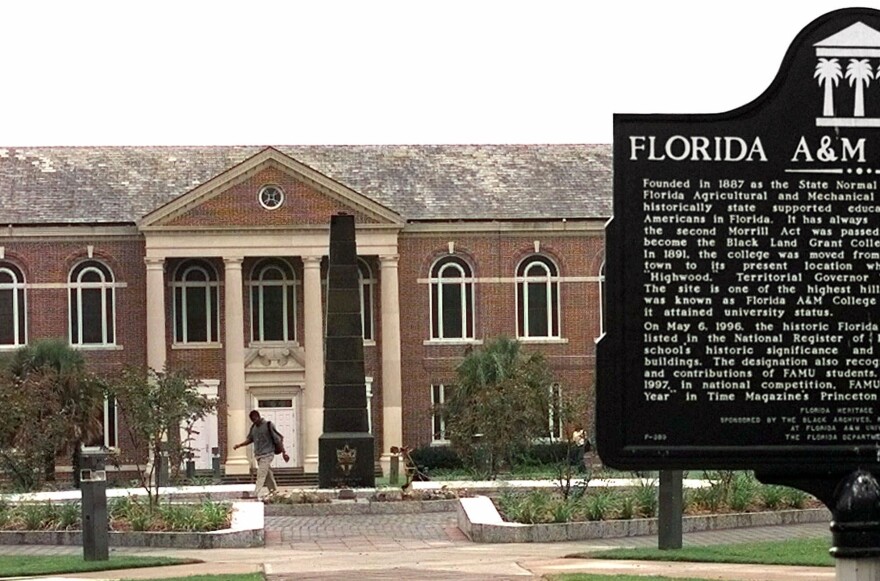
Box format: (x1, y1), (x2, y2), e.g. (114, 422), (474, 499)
(245, 344), (306, 372)
(139, 147), (402, 230)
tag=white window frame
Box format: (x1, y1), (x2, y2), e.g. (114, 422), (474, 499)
(431, 383), (453, 444)
(598, 261), (606, 338)
(69, 260), (116, 347)
(429, 256), (475, 341)
(365, 377), (373, 434)
(516, 255), (560, 340)
(102, 396), (118, 449)
(548, 383), (563, 440)
(250, 259), (296, 343)
(173, 260), (220, 344)
(359, 259), (375, 342)
(0, 262), (26, 348)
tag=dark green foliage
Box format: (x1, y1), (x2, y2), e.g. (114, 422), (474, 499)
(444, 337), (554, 478)
(517, 442), (572, 466)
(408, 445), (463, 471)
(105, 366), (217, 508)
(0, 339), (104, 491)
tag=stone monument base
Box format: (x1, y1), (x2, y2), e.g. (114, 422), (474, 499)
(318, 432), (376, 488)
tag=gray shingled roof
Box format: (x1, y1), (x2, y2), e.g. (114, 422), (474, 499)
(0, 145), (611, 225)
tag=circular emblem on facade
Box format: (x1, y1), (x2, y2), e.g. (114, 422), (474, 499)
(258, 185), (284, 210)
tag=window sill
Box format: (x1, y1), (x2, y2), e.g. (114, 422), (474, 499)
(430, 440), (451, 447)
(172, 342), (223, 350)
(517, 337), (569, 345)
(248, 340), (301, 348)
(72, 344), (124, 351)
(423, 339), (483, 346)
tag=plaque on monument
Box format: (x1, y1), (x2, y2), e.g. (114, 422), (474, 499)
(318, 213), (376, 488)
(598, 8), (880, 473)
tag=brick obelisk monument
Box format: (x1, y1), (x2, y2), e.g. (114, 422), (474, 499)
(318, 213), (376, 488)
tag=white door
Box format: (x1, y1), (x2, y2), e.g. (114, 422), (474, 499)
(257, 399), (296, 468)
(182, 380), (219, 471)
(187, 412), (219, 470)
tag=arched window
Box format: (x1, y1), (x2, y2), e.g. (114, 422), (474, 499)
(359, 259), (375, 341)
(0, 262), (26, 347)
(516, 255), (560, 339)
(430, 256), (474, 340)
(69, 260), (115, 345)
(250, 259), (296, 343)
(173, 260), (220, 344)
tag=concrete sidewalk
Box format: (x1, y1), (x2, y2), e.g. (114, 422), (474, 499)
(0, 517), (832, 580)
(0, 481), (834, 580)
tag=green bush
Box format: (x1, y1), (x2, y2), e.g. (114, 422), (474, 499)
(782, 486), (810, 509)
(409, 445), (463, 471)
(581, 490), (618, 521)
(515, 442), (572, 466)
(760, 485), (787, 510)
(728, 473), (757, 512)
(633, 481), (658, 517)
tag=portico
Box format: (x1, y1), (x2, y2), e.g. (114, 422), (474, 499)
(138, 148), (404, 476)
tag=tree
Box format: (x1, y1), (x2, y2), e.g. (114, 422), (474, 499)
(443, 336), (553, 479)
(106, 366), (216, 508)
(846, 58), (872, 117)
(545, 386), (594, 500)
(0, 339), (104, 489)
(815, 58), (842, 117)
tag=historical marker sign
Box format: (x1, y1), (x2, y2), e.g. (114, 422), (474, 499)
(598, 8), (880, 471)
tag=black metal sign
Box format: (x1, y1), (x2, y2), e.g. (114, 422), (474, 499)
(599, 8), (880, 470)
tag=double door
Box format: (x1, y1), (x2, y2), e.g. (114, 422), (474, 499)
(256, 398), (297, 468)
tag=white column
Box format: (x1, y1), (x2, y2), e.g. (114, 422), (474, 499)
(302, 256), (325, 473)
(379, 254), (403, 476)
(223, 257), (250, 475)
(144, 257), (167, 372)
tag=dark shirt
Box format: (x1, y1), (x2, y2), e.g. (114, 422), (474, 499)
(249, 420), (279, 457)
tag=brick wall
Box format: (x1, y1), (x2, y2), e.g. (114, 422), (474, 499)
(166, 167), (378, 227)
(2, 222), (607, 467)
(396, 230), (605, 447)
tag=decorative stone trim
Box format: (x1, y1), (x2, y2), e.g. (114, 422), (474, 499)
(457, 495), (831, 544)
(0, 528), (263, 549)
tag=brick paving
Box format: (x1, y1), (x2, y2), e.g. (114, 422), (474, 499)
(266, 512), (468, 548)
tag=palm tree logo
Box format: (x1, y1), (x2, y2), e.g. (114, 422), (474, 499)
(814, 58), (842, 116)
(815, 22), (880, 126)
(845, 58), (873, 117)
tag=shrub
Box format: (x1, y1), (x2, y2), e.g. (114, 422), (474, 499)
(618, 494), (636, 520)
(516, 442), (571, 467)
(580, 490), (618, 521)
(408, 445), (463, 472)
(266, 490), (333, 505)
(782, 486), (810, 509)
(633, 481), (658, 517)
(728, 473), (757, 512)
(496, 489), (555, 524)
(760, 485), (787, 510)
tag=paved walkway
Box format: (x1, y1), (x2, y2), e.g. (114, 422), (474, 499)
(0, 512), (833, 580)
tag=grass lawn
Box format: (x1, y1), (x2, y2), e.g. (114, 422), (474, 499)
(552, 574), (713, 581)
(573, 536), (833, 568)
(0, 554), (196, 577)
(548, 537), (832, 580)
(122, 573), (265, 581)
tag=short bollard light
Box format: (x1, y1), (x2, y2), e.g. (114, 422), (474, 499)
(79, 446), (109, 561)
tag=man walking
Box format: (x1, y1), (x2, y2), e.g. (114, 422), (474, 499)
(233, 410), (289, 499)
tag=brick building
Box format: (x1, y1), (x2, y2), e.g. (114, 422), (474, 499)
(0, 144), (611, 478)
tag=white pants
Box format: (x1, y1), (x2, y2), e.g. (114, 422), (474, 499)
(254, 454), (277, 498)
